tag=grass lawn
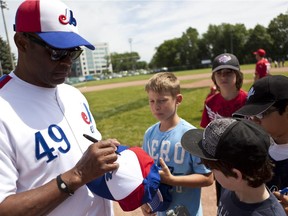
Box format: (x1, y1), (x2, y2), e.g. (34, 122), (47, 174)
(82, 66), (288, 147)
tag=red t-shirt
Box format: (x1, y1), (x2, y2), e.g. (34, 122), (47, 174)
(255, 58), (271, 78)
(200, 89), (247, 128)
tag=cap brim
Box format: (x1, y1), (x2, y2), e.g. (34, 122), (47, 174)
(233, 102), (274, 117)
(212, 65), (239, 73)
(181, 129), (216, 160)
(37, 32), (95, 50)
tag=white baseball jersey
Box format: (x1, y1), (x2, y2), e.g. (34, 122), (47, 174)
(0, 72), (114, 216)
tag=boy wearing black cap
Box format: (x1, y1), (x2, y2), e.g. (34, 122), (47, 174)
(234, 75), (288, 214)
(181, 118), (286, 216)
(200, 53), (247, 205)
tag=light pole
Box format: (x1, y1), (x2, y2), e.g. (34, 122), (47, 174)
(1, 0), (15, 70)
(128, 38), (132, 53)
(128, 38), (135, 71)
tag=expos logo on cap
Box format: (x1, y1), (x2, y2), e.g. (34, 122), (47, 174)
(59, 9), (77, 26)
(14, 0), (95, 50)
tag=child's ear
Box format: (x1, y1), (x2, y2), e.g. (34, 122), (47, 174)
(176, 94), (183, 104)
(232, 168), (242, 181)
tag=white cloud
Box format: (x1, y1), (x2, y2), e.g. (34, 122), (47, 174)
(1, 0), (287, 63)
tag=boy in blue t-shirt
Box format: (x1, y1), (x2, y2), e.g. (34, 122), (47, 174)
(141, 72), (213, 216)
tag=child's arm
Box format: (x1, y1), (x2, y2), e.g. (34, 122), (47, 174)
(158, 158), (214, 187)
(273, 191), (288, 215)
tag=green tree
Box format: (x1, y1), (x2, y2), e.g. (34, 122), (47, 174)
(150, 38), (181, 69)
(244, 24), (273, 63)
(110, 52), (141, 72)
(0, 36), (15, 75)
(197, 36), (212, 63)
(178, 27), (200, 68)
(225, 24), (248, 63)
(103, 55), (112, 74)
(135, 61), (148, 70)
(267, 13), (288, 61)
(202, 24), (226, 58)
(202, 23), (248, 62)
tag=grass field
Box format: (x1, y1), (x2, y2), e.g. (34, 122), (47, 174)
(82, 66), (288, 147)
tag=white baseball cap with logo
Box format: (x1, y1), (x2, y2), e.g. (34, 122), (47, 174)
(14, 0), (95, 50)
(86, 146), (172, 212)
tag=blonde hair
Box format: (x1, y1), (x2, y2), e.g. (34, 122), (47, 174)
(145, 72), (180, 97)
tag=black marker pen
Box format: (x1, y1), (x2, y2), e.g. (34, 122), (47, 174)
(83, 134), (120, 155)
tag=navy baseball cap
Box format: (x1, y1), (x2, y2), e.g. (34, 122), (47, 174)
(212, 53), (240, 73)
(233, 75), (288, 117)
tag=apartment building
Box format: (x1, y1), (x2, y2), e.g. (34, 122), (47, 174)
(71, 42), (113, 77)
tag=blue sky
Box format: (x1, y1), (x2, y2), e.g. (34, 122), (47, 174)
(1, 0), (288, 62)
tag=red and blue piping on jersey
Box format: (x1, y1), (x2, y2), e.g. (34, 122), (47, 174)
(0, 75), (12, 89)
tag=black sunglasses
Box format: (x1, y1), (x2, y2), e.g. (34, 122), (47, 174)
(23, 33), (83, 61)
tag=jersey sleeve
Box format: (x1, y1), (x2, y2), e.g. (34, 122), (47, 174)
(0, 124), (18, 203)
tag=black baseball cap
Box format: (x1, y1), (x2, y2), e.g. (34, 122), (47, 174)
(233, 75), (288, 116)
(181, 118), (270, 167)
(212, 53), (240, 73)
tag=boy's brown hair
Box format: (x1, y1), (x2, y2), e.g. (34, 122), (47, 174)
(201, 158), (273, 188)
(145, 72), (180, 97)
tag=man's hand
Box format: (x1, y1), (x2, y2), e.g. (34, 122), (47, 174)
(71, 138), (120, 190)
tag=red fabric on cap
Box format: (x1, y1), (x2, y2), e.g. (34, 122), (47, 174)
(15, 0), (41, 32)
(118, 147), (155, 211)
(253, 49), (266, 57)
(118, 183), (144, 211)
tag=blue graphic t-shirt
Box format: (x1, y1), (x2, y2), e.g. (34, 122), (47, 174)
(142, 118), (210, 216)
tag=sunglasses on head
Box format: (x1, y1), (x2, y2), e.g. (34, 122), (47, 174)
(23, 33), (83, 61)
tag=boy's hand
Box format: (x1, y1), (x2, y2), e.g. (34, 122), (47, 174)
(158, 157), (173, 185)
(140, 204), (156, 216)
(273, 191), (288, 215)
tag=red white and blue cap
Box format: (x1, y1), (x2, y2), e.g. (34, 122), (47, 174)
(87, 146), (172, 212)
(14, 0), (95, 50)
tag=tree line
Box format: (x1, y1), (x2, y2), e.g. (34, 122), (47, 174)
(1, 12), (287, 74)
(149, 12), (288, 71)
